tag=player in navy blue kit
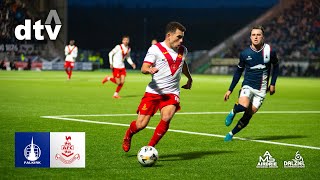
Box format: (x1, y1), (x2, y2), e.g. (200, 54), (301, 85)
(223, 25), (279, 141)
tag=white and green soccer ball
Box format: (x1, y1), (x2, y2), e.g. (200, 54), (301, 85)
(137, 146), (159, 167)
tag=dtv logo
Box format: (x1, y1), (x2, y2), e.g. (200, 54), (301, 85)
(15, 10), (62, 41)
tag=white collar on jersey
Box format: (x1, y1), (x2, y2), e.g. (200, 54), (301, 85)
(250, 43), (266, 53)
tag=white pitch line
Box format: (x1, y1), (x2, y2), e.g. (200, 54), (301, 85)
(41, 114), (320, 151)
(49, 111), (320, 118)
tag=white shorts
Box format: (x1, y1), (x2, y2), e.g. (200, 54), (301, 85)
(239, 85), (266, 109)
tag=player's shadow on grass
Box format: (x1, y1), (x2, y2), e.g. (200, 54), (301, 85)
(159, 150), (233, 161)
(252, 135), (307, 141)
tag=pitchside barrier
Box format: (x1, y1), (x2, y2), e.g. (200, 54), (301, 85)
(1, 61), (93, 71)
(42, 62), (93, 71)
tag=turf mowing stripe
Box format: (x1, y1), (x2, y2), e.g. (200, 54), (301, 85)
(41, 115), (320, 151)
(49, 111), (320, 117)
(41, 116), (131, 127)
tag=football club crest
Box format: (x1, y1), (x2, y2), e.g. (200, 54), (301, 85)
(54, 136), (81, 164)
(15, 132), (50, 168)
(142, 104), (148, 111)
(15, 132), (85, 168)
(24, 137), (41, 162)
(50, 132), (85, 168)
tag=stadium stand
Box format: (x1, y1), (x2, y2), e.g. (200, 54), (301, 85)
(194, 0), (320, 77)
(0, 0), (68, 70)
(223, 0), (319, 61)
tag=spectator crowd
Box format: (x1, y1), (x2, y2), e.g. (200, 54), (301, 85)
(221, 0), (320, 77)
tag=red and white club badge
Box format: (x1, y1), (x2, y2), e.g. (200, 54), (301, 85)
(50, 132), (85, 168)
(55, 136), (80, 164)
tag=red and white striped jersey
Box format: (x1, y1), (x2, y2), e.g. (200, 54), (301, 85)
(143, 42), (188, 96)
(64, 45), (78, 62)
(108, 44), (134, 68)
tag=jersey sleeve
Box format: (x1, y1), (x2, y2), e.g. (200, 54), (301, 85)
(183, 46), (188, 61)
(143, 45), (157, 65)
(228, 52), (245, 92)
(126, 53), (134, 65)
(270, 50), (279, 65)
(238, 52), (245, 68)
(270, 49), (280, 86)
(72, 47), (78, 58)
(109, 45), (120, 65)
(64, 46), (69, 56)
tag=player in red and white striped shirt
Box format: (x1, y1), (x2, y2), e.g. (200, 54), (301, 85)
(64, 40), (78, 80)
(102, 36), (136, 98)
(122, 22), (193, 152)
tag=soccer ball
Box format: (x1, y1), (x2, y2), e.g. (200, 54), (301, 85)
(137, 146), (159, 167)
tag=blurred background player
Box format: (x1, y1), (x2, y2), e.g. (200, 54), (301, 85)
(102, 35), (136, 98)
(223, 25), (279, 141)
(122, 21), (193, 152)
(64, 40), (78, 80)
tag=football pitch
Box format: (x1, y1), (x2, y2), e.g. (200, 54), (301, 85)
(0, 70), (319, 179)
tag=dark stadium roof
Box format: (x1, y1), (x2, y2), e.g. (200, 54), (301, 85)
(69, 0), (279, 8)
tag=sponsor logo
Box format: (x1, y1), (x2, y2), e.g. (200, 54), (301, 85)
(256, 151), (278, 168)
(246, 56), (252, 60)
(284, 151), (305, 168)
(250, 64), (266, 70)
(15, 10), (62, 40)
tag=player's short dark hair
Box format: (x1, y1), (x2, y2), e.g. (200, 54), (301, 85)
(250, 25), (264, 35)
(165, 21), (186, 34)
(122, 35), (130, 39)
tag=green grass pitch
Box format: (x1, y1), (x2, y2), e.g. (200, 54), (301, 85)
(0, 70), (319, 179)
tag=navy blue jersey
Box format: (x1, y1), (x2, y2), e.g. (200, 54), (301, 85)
(229, 43), (279, 92)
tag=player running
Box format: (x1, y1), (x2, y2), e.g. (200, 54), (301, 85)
(64, 40), (78, 80)
(102, 35), (136, 98)
(122, 22), (193, 152)
(223, 25), (280, 141)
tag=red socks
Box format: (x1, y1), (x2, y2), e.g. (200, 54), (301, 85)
(125, 121), (139, 139)
(124, 120), (170, 147)
(68, 69), (72, 79)
(116, 84), (123, 93)
(65, 69), (73, 79)
(110, 77), (116, 84)
(148, 120), (169, 147)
